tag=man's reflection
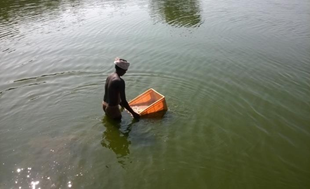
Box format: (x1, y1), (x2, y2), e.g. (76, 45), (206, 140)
(101, 116), (134, 166)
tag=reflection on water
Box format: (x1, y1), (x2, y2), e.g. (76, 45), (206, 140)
(101, 116), (134, 167)
(0, 0), (203, 42)
(0, 0), (86, 41)
(0, 0), (63, 25)
(3, 134), (78, 188)
(10, 166), (73, 189)
(150, 0), (202, 27)
(0, 0), (61, 21)
(12, 167), (40, 189)
(0, 0), (56, 40)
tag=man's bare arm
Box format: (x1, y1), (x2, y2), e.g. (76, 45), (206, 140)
(119, 79), (140, 119)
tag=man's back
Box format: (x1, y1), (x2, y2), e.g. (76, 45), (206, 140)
(104, 73), (123, 106)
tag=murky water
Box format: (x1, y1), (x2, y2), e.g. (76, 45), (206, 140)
(1, 0), (310, 188)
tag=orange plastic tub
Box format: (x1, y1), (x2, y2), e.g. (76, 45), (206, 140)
(129, 88), (167, 116)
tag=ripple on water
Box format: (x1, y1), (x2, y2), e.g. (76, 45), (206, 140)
(128, 71), (213, 122)
(4, 135), (79, 188)
(1, 0), (309, 188)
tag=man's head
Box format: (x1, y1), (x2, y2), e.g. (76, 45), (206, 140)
(114, 57), (130, 76)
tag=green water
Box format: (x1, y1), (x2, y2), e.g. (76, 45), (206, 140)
(1, 0), (310, 188)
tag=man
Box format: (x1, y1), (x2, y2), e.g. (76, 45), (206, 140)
(102, 58), (140, 120)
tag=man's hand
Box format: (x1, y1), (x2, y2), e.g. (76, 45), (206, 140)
(132, 112), (140, 120)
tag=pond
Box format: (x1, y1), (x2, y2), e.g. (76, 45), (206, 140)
(0, 0), (309, 188)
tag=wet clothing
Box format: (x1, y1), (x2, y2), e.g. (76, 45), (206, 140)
(102, 101), (121, 119)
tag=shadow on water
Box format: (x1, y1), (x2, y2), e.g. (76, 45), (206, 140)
(100, 116), (137, 167)
(150, 0), (202, 27)
(100, 111), (166, 166)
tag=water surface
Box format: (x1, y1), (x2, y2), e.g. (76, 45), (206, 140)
(1, 0), (310, 188)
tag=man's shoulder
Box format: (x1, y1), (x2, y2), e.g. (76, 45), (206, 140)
(107, 73), (119, 81)
(108, 75), (124, 86)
